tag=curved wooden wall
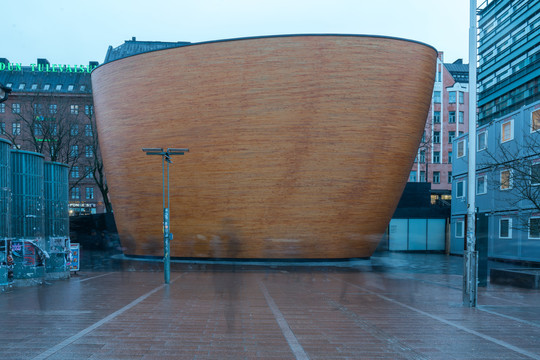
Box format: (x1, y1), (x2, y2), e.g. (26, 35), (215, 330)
(91, 35), (437, 259)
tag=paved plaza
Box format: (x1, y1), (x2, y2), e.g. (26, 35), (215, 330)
(1, 252), (540, 359)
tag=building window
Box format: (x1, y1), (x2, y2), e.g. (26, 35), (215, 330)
(531, 162), (540, 186)
(80, 85), (86, 92)
(0, 122), (5, 134)
(409, 171), (417, 182)
(433, 131), (440, 144)
(18, 83), (25, 90)
(70, 124), (79, 136)
(449, 91), (456, 103)
(457, 140), (466, 158)
(456, 179), (466, 198)
(532, 109), (540, 133)
(459, 92), (464, 104)
(85, 166), (93, 178)
(476, 174), (487, 195)
(12, 122), (21, 135)
(433, 171), (440, 184)
(0, 103), (4, 113)
(420, 171), (426, 182)
(71, 187), (80, 200)
(459, 111), (464, 124)
(500, 169), (513, 190)
(433, 151), (441, 163)
(433, 91), (441, 103)
(85, 105), (94, 116)
(12, 103), (21, 114)
(70, 145), (78, 159)
(33, 104), (44, 115)
(449, 111), (456, 123)
(31, 84), (38, 90)
(68, 85), (74, 91)
(71, 166), (79, 178)
(55, 84), (62, 91)
(420, 150), (426, 163)
(448, 131), (456, 143)
(85, 146), (93, 158)
(433, 111), (441, 124)
(448, 151), (452, 164)
(44, 84), (50, 90)
(34, 124), (43, 136)
(530, 217), (540, 239)
(501, 119), (513, 143)
(49, 104), (57, 114)
(456, 220), (464, 238)
(448, 171), (452, 183)
(477, 131), (487, 151)
(499, 218), (512, 239)
(70, 105), (79, 115)
(85, 124), (93, 137)
(86, 187), (94, 200)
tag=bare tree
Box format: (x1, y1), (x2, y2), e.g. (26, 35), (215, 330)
(5, 93), (86, 167)
(81, 110), (112, 213)
(414, 130), (433, 183)
(479, 131), (540, 231)
(2, 93), (112, 213)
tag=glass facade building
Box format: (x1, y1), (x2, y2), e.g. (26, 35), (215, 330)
(477, 0), (540, 125)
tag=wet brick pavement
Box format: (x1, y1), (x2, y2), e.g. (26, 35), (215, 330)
(1, 252), (540, 359)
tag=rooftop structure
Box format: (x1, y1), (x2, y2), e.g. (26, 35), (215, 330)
(103, 37), (190, 63)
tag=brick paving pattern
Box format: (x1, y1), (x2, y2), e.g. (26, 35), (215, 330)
(1, 253), (539, 359)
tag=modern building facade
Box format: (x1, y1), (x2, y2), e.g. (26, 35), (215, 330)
(410, 53), (469, 203)
(450, 100), (540, 262)
(92, 35), (437, 259)
(0, 58), (106, 215)
(448, 0), (540, 263)
(477, 0), (539, 125)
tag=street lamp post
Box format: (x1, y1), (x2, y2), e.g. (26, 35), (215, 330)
(142, 147), (189, 284)
(464, 0), (478, 307)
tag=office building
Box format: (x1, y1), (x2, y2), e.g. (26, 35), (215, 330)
(410, 53), (469, 203)
(0, 58), (106, 214)
(477, 0), (539, 125)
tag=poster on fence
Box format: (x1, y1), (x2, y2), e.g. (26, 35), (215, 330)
(70, 243), (80, 272)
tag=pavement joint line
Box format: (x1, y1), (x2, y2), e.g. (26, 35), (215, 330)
(259, 281), (310, 360)
(77, 272), (115, 282)
(330, 275), (540, 360)
(386, 273), (462, 291)
(31, 273), (185, 360)
(327, 299), (429, 360)
(477, 306), (540, 329)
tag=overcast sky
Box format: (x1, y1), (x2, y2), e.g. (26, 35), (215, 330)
(4, 0), (473, 66)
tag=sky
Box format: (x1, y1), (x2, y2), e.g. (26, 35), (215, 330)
(3, 0), (473, 66)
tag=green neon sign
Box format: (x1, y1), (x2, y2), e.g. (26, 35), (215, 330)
(0, 62), (97, 73)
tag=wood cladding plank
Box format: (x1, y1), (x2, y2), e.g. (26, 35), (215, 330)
(91, 35), (437, 259)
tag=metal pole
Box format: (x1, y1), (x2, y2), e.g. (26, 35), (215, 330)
(142, 147), (188, 284)
(163, 157), (171, 284)
(160, 153), (170, 284)
(464, 0), (478, 307)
